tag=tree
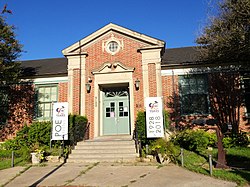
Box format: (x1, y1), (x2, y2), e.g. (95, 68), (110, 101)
(196, 0), (250, 133)
(196, 0), (250, 168)
(197, 0), (250, 66)
(0, 12), (22, 85)
(0, 8), (22, 128)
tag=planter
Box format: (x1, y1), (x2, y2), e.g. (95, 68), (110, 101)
(31, 152), (41, 164)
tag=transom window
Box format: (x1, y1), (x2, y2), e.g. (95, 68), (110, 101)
(179, 74), (209, 115)
(36, 85), (58, 120)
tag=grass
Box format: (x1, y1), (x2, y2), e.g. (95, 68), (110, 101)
(176, 147), (250, 186)
(0, 150), (28, 170)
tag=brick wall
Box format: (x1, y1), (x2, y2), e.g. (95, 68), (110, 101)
(81, 32), (146, 138)
(72, 69), (80, 115)
(148, 63), (157, 97)
(58, 82), (68, 102)
(0, 84), (35, 141)
(161, 73), (249, 132)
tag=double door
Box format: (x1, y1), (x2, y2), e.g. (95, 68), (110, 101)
(103, 88), (130, 135)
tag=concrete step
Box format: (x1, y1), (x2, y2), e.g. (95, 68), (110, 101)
(71, 148), (135, 154)
(67, 157), (137, 163)
(76, 141), (134, 146)
(68, 153), (137, 159)
(74, 144), (135, 150)
(67, 135), (138, 163)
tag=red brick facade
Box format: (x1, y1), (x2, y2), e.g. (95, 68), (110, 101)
(1, 23), (249, 141)
(71, 32), (148, 138)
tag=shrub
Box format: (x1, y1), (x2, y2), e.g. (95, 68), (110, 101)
(150, 138), (179, 163)
(223, 132), (249, 148)
(173, 129), (215, 153)
(68, 114), (88, 145)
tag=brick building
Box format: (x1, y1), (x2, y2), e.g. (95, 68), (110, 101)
(1, 23), (249, 140)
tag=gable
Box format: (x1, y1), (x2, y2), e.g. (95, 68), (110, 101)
(62, 23), (165, 56)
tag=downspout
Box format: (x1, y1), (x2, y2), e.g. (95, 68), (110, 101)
(79, 40), (82, 115)
(172, 70), (178, 128)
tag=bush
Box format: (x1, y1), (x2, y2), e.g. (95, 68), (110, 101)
(173, 129), (216, 153)
(1, 115), (88, 162)
(223, 132), (249, 148)
(68, 114), (88, 146)
(150, 138), (179, 163)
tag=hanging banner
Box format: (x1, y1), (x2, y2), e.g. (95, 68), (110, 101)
(145, 97), (164, 138)
(52, 102), (69, 140)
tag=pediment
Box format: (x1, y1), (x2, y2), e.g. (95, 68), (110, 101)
(92, 62), (135, 75)
(62, 23), (165, 56)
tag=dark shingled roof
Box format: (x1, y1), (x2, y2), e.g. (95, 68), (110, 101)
(19, 47), (201, 77)
(20, 57), (68, 77)
(162, 46), (201, 65)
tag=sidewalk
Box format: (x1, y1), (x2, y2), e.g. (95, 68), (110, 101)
(1, 162), (237, 187)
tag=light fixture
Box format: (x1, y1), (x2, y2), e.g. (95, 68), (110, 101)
(135, 78), (140, 90)
(86, 83), (91, 93)
(88, 76), (92, 83)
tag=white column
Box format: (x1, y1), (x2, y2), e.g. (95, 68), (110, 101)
(66, 54), (87, 115)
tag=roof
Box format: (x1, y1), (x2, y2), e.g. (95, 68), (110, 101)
(62, 23), (165, 56)
(162, 46), (201, 65)
(19, 47), (202, 77)
(20, 58), (68, 77)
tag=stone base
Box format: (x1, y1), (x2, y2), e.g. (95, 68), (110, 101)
(46, 156), (64, 163)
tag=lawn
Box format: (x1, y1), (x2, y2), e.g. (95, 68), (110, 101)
(177, 147), (250, 186)
(0, 150), (28, 170)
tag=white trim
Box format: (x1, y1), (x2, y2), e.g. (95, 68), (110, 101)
(62, 23), (165, 55)
(33, 76), (68, 84)
(161, 68), (192, 76)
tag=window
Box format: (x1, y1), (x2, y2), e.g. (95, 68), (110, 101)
(105, 40), (120, 55)
(36, 85), (58, 120)
(179, 74), (209, 115)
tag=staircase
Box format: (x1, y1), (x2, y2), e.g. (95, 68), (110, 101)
(67, 135), (138, 163)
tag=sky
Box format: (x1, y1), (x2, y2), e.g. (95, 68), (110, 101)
(1, 0), (213, 60)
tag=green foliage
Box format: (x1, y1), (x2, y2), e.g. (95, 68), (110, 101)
(150, 138), (179, 163)
(68, 114), (88, 146)
(223, 132), (249, 148)
(0, 15), (22, 84)
(173, 129), (216, 153)
(197, 0), (250, 66)
(2, 122), (52, 151)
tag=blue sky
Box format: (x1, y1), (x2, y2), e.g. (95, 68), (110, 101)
(1, 0), (211, 60)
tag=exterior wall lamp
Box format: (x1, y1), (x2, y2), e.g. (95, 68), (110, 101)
(135, 78), (140, 90)
(86, 82), (91, 93)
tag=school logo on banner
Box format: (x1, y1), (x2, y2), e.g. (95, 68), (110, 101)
(52, 102), (68, 140)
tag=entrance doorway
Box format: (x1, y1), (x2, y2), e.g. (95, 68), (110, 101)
(102, 87), (130, 135)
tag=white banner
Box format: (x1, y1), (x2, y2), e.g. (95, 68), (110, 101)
(52, 102), (69, 140)
(145, 97), (164, 138)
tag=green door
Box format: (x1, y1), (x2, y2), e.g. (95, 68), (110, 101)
(103, 88), (130, 135)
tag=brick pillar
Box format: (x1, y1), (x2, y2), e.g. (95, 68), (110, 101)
(73, 69), (80, 114)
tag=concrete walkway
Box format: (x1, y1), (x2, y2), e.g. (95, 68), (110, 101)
(1, 162), (237, 187)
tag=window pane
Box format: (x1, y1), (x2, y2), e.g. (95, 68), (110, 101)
(179, 75), (209, 115)
(51, 93), (57, 101)
(36, 85), (58, 120)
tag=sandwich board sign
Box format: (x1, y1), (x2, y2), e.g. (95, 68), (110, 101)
(145, 97), (164, 138)
(52, 102), (68, 140)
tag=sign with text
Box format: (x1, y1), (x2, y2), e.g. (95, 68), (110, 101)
(145, 97), (164, 138)
(52, 102), (69, 140)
